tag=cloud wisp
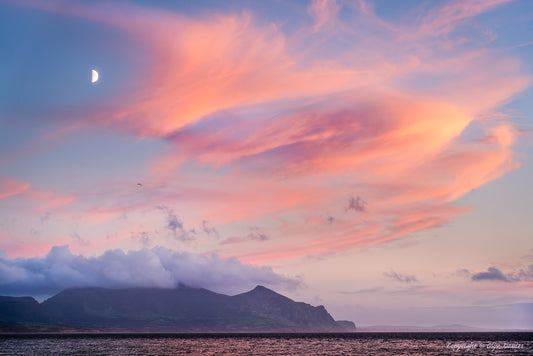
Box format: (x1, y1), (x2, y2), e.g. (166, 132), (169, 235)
(384, 270), (419, 284)
(156, 205), (196, 242)
(0, 178), (30, 200)
(345, 196), (367, 213)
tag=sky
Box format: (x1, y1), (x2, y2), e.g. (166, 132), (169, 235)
(0, 0), (532, 329)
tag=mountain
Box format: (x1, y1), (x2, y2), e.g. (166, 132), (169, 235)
(0, 286), (353, 332)
(336, 320), (357, 331)
(0, 296), (52, 332)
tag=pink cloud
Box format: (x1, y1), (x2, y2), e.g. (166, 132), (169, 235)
(0, 178), (29, 200)
(3, 0), (530, 262)
(25, 189), (76, 213)
(9, 0), (400, 139)
(0, 229), (70, 259)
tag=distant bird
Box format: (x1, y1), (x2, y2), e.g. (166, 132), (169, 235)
(137, 183), (143, 188)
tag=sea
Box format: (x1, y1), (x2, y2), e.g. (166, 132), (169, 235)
(0, 332), (532, 355)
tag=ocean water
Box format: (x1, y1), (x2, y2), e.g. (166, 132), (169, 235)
(0, 333), (532, 355)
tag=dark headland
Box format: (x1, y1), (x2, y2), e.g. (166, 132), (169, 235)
(0, 285), (356, 333)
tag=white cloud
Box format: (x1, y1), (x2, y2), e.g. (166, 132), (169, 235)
(0, 246), (298, 297)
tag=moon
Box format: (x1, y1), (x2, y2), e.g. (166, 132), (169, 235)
(91, 69), (99, 83)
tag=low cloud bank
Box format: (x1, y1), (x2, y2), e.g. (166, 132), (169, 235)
(0, 246), (299, 297)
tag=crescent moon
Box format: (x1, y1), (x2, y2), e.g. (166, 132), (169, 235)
(91, 69), (99, 83)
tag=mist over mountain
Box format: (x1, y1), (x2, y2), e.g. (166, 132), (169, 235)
(0, 246), (298, 297)
(0, 285), (355, 332)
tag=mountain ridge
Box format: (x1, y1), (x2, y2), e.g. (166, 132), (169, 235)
(0, 285), (355, 333)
